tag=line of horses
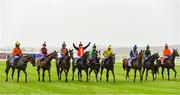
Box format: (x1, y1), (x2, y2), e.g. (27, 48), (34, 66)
(4, 49), (179, 83)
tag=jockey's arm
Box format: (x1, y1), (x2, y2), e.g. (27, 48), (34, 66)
(103, 51), (107, 57)
(73, 43), (79, 50)
(83, 42), (91, 50)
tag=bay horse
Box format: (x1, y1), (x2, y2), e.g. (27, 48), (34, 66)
(122, 50), (144, 82)
(37, 51), (58, 82)
(100, 54), (116, 82)
(72, 51), (89, 82)
(142, 52), (159, 81)
(56, 49), (74, 82)
(88, 50), (101, 82)
(5, 54), (36, 82)
(155, 49), (179, 80)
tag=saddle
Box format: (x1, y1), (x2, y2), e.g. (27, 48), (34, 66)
(160, 57), (169, 64)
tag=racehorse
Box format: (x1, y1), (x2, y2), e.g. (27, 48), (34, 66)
(100, 54), (116, 82)
(5, 54), (36, 82)
(122, 50), (144, 82)
(36, 51), (58, 82)
(142, 52), (159, 81)
(56, 49), (74, 82)
(155, 49), (179, 80)
(88, 50), (101, 82)
(72, 51), (90, 82)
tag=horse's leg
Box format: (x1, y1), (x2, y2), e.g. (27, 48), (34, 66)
(111, 69), (115, 83)
(141, 67), (145, 80)
(78, 70), (80, 81)
(145, 69), (149, 80)
(85, 68), (89, 82)
(134, 69), (137, 82)
(172, 67), (177, 80)
(42, 69), (45, 82)
(72, 66), (76, 81)
(89, 68), (93, 80)
(139, 69), (142, 82)
(17, 70), (20, 82)
(65, 69), (69, 82)
(37, 67), (40, 81)
(11, 68), (15, 80)
(152, 69), (155, 81)
(127, 68), (131, 79)
(48, 69), (51, 82)
(56, 66), (60, 80)
(5, 66), (10, 82)
(59, 68), (63, 80)
(80, 70), (82, 82)
(100, 67), (104, 81)
(161, 67), (164, 79)
(23, 70), (27, 83)
(106, 69), (109, 82)
(167, 68), (170, 81)
(94, 70), (98, 83)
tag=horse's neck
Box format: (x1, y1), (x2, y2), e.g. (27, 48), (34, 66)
(21, 57), (30, 64)
(46, 54), (54, 63)
(82, 56), (88, 63)
(137, 54), (143, 64)
(149, 55), (156, 63)
(169, 53), (176, 63)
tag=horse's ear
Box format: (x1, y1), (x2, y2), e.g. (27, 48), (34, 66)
(173, 48), (175, 51)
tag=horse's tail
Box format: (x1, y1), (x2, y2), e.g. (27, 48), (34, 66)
(122, 59), (126, 71)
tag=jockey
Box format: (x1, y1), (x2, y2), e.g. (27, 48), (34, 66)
(144, 45), (151, 62)
(11, 41), (22, 65)
(103, 45), (113, 62)
(90, 44), (98, 61)
(40, 42), (48, 58)
(129, 45), (138, 66)
(59, 42), (68, 64)
(163, 43), (171, 63)
(73, 42), (91, 58)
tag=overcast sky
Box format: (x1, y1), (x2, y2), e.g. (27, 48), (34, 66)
(0, 0), (180, 48)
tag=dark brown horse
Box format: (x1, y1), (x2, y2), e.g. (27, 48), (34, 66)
(100, 54), (116, 82)
(155, 49), (179, 80)
(122, 50), (144, 82)
(88, 51), (101, 82)
(5, 54), (36, 82)
(72, 51), (90, 82)
(142, 53), (159, 81)
(56, 49), (74, 82)
(37, 51), (58, 82)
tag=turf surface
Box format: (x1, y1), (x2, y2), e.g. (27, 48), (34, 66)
(0, 61), (180, 94)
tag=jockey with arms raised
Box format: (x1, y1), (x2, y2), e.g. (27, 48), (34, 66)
(73, 42), (91, 59)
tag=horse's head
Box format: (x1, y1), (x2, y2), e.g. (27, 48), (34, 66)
(138, 49), (144, 60)
(109, 53), (116, 64)
(25, 54), (36, 66)
(51, 51), (58, 59)
(69, 49), (74, 59)
(30, 54), (36, 66)
(83, 51), (90, 58)
(173, 49), (179, 57)
(152, 52), (160, 60)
